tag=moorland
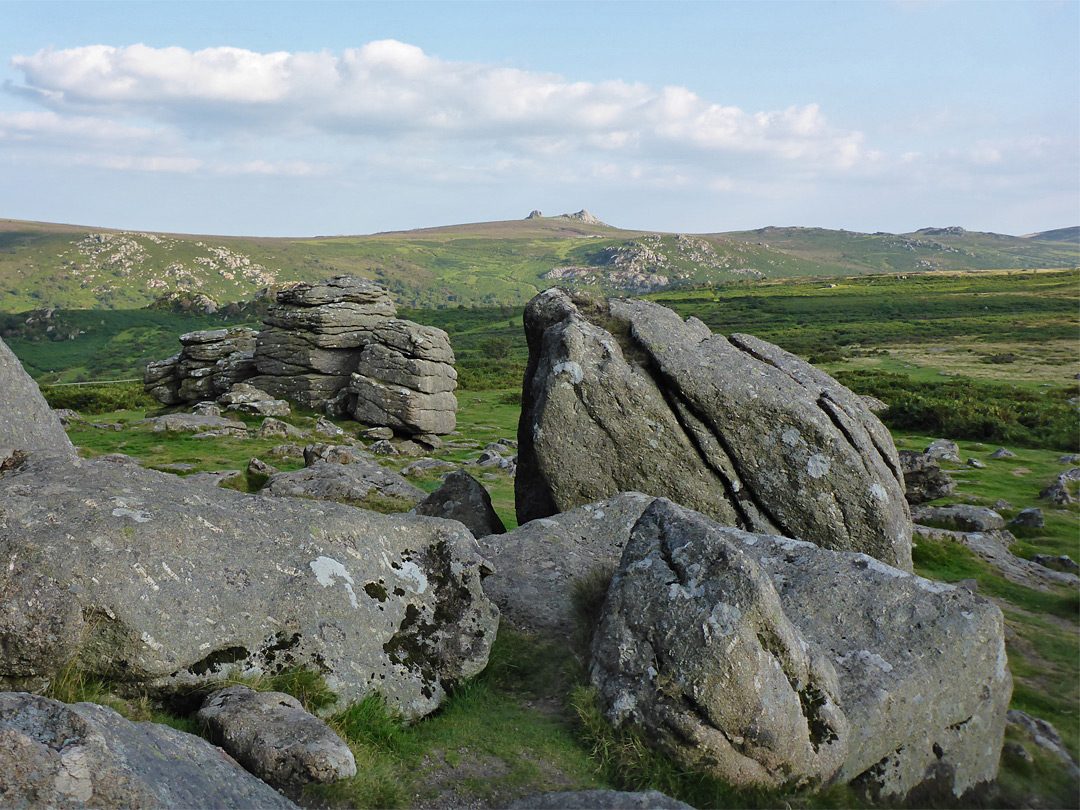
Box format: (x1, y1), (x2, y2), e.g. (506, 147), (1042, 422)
(1, 215), (1078, 809)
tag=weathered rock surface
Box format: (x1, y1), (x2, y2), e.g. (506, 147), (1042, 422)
(0, 454), (498, 719)
(516, 289), (912, 570)
(479, 493), (654, 637)
(1009, 507), (1044, 528)
(135, 412), (249, 437)
(911, 504), (1005, 533)
(898, 449), (956, 504)
(591, 499), (1010, 800)
(925, 438), (962, 464)
(196, 685), (356, 791)
(0, 337), (77, 463)
(1006, 710), (1080, 777)
(1040, 468), (1079, 505)
(411, 471), (506, 539)
(144, 327), (258, 406)
(0, 692), (299, 809)
(591, 498), (849, 789)
(261, 458), (426, 506)
(1032, 554), (1079, 574)
(507, 789), (694, 809)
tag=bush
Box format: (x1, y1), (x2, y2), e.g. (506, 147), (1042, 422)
(41, 381), (156, 414)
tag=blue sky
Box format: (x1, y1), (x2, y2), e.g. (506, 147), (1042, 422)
(1, 1), (1076, 237)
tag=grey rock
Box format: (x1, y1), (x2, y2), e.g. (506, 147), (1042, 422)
(967, 457), (986, 469)
(354, 342), (458, 394)
(401, 458), (458, 478)
(304, 443), (366, 467)
(217, 382), (275, 406)
(370, 439), (399, 456)
(591, 499), (849, 789)
(516, 289), (912, 570)
(0, 337), (77, 463)
(1002, 741), (1033, 764)
(411, 471), (506, 539)
(911, 504), (1005, 532)
(395, 440), (426, 458)
(0, 455), (498, 719)
(0, 692), (299, 809)
(230, 398), (291, 418)
(990, 447), (1017, 459)
(186, 469), (243, 489)
(1009, 507), (1044, 528)
(145, 328), (258, 406)
(1040, 469), (1078, 505)
(507, 789), (693, 809)
(898, 450), (956, 504)
(53, 408), (85, 426)
(1006, 710), (1079, 776)
(415, 433), (444, 450)
(247, 457), (279, 477)
(992, 499), (1014, 511)
(1032, 554), (1080, 574)
(859, 395), (889, 413)
(257, 417), (309, 441)
(135, 413), (249, 437)
(246, 373), (350, 412)
(362, 426), (395, 441)
(351, 376), (458, 436)
(190, 401), (222, 417)
(315, 416), (346, 438)
(267, 444), (305, 458)
(196, 685), (356, 791)
(372, 319), (455, 364)
(925, 438), (962, 464)
(262, 458), (425, 506)
(592, 499), (1010, 801)
(1059, 454), (1080, 464)
(276, 275), (398, 310)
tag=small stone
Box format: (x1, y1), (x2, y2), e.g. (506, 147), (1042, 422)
(361, 426), (394, 441)
(370, 439), (398, 456)
(1009, 507), (1043, 528)
(989, 447), (1017, 459)
(247, 457), (279, 476)
(966, 458), (986, 469)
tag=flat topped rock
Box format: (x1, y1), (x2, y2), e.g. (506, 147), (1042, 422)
(277, 276), (398, 310)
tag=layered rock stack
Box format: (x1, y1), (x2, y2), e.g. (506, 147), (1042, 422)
(247, 276), (397, 411)
(144, 276), (458, 435)
(143, 327), (258, 405)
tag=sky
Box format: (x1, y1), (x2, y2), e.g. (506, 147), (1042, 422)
(1, 1), (1077, 237)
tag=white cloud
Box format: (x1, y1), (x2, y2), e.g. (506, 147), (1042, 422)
(8, 42), (868, 170)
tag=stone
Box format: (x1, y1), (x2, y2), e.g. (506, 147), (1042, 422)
(925, 439), (962, 464)
(1009, 507), (1044, 528)
(191, 401), (222, 417)
(230, 398), (291, 418)
(860, 395), (888, 413)
(911, 504), (1005, 532)
(0, 692), (299, 809)
(257, 417), (308, 441)
(967, 458), (986, 469)
(370, 439), (398, 456)
(898, 450), (957, 504)
(591, 499), (849, 790)
(196, 685), (356, 791)
(350, 377), (458, 436)
(989, 447), (1017, 459)
(516, 289), (912, 570)
(53, 408), (84, 426)
(362, 426), (395, 441)
(507, 790), (693, 809)
(992, 499), (1014, 511)
(480, 493), (655, 637)
(247, 457), (279, 477)
(0, 454), (498, 719)
(415, 433), (443, 450)
(218, 382), (275, 406)
(395, 440), (426, 458)
(1032, 554), (1080, 574)
(315, 416), (346, 438)
(276, 275), (397, 310)
(268, 444), (305, 458)
(186, 469), (243, 489)
(411, 471), (506, 539)
(0, 337), (77, 463)
(303, 443), (366, 466)
(144, 328), (258, 406)
(261, 458), (426, 506)
(1006, 710), (1079, 776)
(135, 413), (249, 437)
(591, 499), (1010, 802)
(401, 458), (457, 478)
(1059, 454), (1080, 464)
(1040, 469), (1078, 505)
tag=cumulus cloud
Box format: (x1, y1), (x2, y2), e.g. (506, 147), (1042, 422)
(8, 41), (866, 169)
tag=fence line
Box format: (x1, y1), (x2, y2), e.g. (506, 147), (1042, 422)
(41, 378), (140, 387)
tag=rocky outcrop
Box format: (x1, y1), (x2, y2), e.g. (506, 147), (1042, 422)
(0, 454), (498, 719)
(516, 289), (912, 570)
(196, 685), (356, 792)
(590, 499), (1010, 801)
(218, 382), (290, 417)
(0, 337), (77, 464)
(411, 471), (506, 539)
(347, 320), (458, 435)
(478, 493), (654, 637)
(143, 327), (258, 405)
(0, 692), (299, 809)
(248, 276), (397, 410)
(911, 504), (1005, 533)
(898, 450), (956, 504)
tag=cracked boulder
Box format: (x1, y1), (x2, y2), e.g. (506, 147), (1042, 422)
(0, 454), (498, 720)
(516, 289), (912, 570)
(0, 336), (77, 465)
(590, 498), (1009, 800)
(0, 692), (299, 809)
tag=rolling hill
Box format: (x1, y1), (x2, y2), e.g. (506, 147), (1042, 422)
(1, 215), (1076, 313)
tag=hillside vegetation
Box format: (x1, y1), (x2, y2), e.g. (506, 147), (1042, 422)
(1, 216), (1075, 313)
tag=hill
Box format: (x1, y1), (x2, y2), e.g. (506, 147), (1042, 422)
(1024, 226), (1080, 244)
(1, 216), (1076, 313)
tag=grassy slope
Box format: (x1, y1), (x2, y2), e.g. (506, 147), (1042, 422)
(2, 216), (1076, 313)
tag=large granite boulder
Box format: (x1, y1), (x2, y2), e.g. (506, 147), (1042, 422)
(196, 685), (356, 792)
(0, 692), (299, 809)
(411, 471), (506, 539)
(143, 327), (258, 406)
(0, 454), (498, 719)
(516, 289), (912, 570)
(478, 493), (654, 637)
(0, 336), (77, 463)
(590, 499), (1010, 802)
